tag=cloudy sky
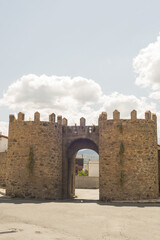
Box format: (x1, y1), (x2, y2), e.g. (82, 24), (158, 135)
(0, 0), (160, 141)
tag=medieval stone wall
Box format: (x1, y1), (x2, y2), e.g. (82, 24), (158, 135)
(6, 112), (63, 199)
(158, 149), (160, 191)
(0, 151), (7, 187)
(4, 110), (159, 201)
(99, 110), (159, 201)
(62, 120), (99, 198)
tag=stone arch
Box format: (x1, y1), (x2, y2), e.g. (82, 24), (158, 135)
(66, 138), (99, 198)
(67, 138), (99, 158)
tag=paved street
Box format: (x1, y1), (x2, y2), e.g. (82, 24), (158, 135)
(0, 189), (160, 240)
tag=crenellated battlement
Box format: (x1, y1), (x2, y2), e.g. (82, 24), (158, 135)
(99, 109), (157, 122)
(9, 112), (65, 125)
(9, 109), (157, 127)
(6, 109), (159, 201)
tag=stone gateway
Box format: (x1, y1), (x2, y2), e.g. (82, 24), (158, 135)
(4, 110), (159, 201)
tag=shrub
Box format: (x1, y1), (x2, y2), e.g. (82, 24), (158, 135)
(27, 147), (34, 176)
(78, 170), (88, 176)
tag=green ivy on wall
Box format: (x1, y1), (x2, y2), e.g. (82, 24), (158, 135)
(27, 147), (34, 176)
(119, 142), (124, 156)
(120, 170), (124, 185)
(119, 123), (123, 133)
(119, 141), (125, 185)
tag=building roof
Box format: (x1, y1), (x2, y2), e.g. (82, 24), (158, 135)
(75, 156), (84, 160)
(0, 134), (8, 139)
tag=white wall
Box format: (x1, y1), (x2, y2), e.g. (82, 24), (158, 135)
(88, 160), (99, 177)
(0, 137), (8, 152)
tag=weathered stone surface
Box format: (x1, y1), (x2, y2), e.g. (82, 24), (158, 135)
(99, 113), (159, 201)
(9, 114), (15, 123)
(145, 111), (151, 120)
(99, 112), (107, 121)
(80, 117), (86, 127)
(113, 110), (120, 120)
(49, 113), (55, 123)
(57, 115), (62, 125)
(62, 124), (99, 198)
(6, 113), (63, 199)
(18, 112), (25, 121)
(62, 118), (68, 126)
(0, 152), (7, 187)
(4, 110), (159, 201)
(131, 110), (137, 120)
(34, 112), (40, 122)
(158, 149), (160, 192)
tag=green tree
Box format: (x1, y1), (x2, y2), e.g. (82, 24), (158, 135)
(78, 170), (88, 176)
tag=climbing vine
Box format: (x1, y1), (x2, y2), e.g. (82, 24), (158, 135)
(27, 147), (34, 176)
(120, 170), (124, 185)
(120, 158), (123, 165)
(119, 142), (124, 156)
(119, 141), (125, 185)
(119, 123), (123, 133)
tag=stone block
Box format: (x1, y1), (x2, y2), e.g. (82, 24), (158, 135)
(18, 112), (25, 121)
(49, 113), (55, 123)
(145, 111), (151, 120)
(131, 110), (137, 120)
(113, 110), (120, 120)
(34, 112), (40, 122)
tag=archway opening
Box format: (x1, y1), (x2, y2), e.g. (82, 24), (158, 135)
(75, 149), (99, 200)
(66, 138), (99, 200)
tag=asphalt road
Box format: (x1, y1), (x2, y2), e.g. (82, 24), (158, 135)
(0, 189), (160, 240)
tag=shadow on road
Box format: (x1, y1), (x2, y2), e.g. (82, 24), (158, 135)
(0, 194), (160, 208)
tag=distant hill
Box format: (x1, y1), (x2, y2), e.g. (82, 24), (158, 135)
(77, 149), (99, 163)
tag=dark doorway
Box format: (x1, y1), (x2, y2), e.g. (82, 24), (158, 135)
(66, 138), (99, 199)
(75, 149), (99, 200)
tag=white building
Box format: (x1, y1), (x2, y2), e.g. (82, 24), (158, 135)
(88, 160), (99, 177)
(0, 134), (8, 152)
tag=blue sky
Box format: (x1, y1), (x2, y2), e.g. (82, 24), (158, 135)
(0, 0), (160, 139)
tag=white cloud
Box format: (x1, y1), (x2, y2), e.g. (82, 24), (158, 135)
(132, 33), (160, 142)
(0, 74), (102, 113)
(149, 91), (160, 100)
(0, 74), (157, 129)
(0, 74), (103, 125)
(133, 34), (160, 91)
(101, 92), (157, 119)
(0, 74), (159, 139)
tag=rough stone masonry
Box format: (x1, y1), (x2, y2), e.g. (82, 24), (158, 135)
(2, 110), (159, 201)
